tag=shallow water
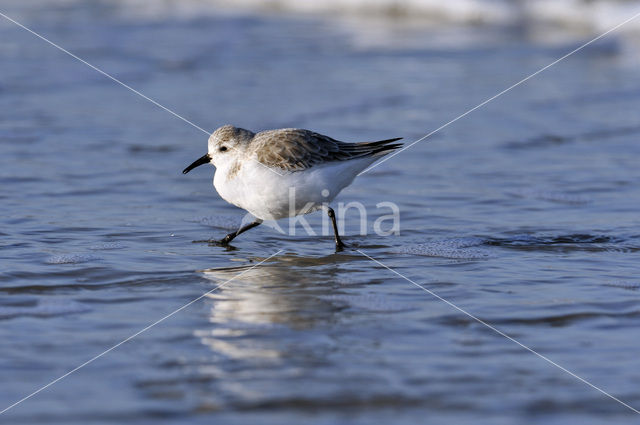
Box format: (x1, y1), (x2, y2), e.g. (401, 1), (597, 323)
(2, 1), (640, 423)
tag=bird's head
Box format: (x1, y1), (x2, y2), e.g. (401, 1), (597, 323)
(182, 125), (255, 174)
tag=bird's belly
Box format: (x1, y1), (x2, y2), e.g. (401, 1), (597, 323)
(214, 165), (348, 220)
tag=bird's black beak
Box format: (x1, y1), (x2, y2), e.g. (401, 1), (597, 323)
(182, 154), (211, 174)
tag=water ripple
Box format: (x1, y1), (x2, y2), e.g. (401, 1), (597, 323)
(0, 298), (91, 320)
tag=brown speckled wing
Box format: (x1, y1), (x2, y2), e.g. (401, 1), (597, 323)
(251, 128), (402, 172)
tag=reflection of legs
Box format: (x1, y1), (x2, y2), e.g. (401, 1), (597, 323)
(216, 219), (263, 245)
(327, 207), (346, 251)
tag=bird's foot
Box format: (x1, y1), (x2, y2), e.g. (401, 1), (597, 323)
(192, 236), (232, 246)
(192, 239), (214, 244)
(205, 238), (237, 251)
(209, 236), (234, 246)
(335, 240), (347, 252)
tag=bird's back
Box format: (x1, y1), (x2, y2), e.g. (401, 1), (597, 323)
(249, 128), (402, 172)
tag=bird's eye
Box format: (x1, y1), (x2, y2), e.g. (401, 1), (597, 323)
(219, 146), (228, 152)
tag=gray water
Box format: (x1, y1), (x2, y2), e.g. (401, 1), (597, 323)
(2, 1), (640, 424)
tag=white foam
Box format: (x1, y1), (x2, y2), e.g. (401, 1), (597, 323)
(524, 0), (640, 32)
(392, 237), (492, 259)
(604, 280), (640, 290)
(46, 253), (101, 264)
(112, 0), (640, 31)
(89, 242), (125, 250)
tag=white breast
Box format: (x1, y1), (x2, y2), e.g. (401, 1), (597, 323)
(213, 156), (379, 220)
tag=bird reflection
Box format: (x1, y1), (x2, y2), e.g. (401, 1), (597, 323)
(194, 253), (356, 362)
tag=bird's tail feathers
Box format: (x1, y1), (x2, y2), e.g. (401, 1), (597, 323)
(357, 137), (403, 157)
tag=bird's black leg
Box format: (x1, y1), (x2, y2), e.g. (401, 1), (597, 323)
(214, 219), (263, 246)
(327, 207), (346, 251)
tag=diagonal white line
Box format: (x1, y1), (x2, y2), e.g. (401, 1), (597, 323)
(0, 249), (283, 415)
(356, 249), (640, 415)
(0, 10), (285, 177)
(0, 11), (212, 136)
(359, 9), (640, 176)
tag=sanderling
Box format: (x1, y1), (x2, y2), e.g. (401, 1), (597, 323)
(183, 125), (402, 250)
